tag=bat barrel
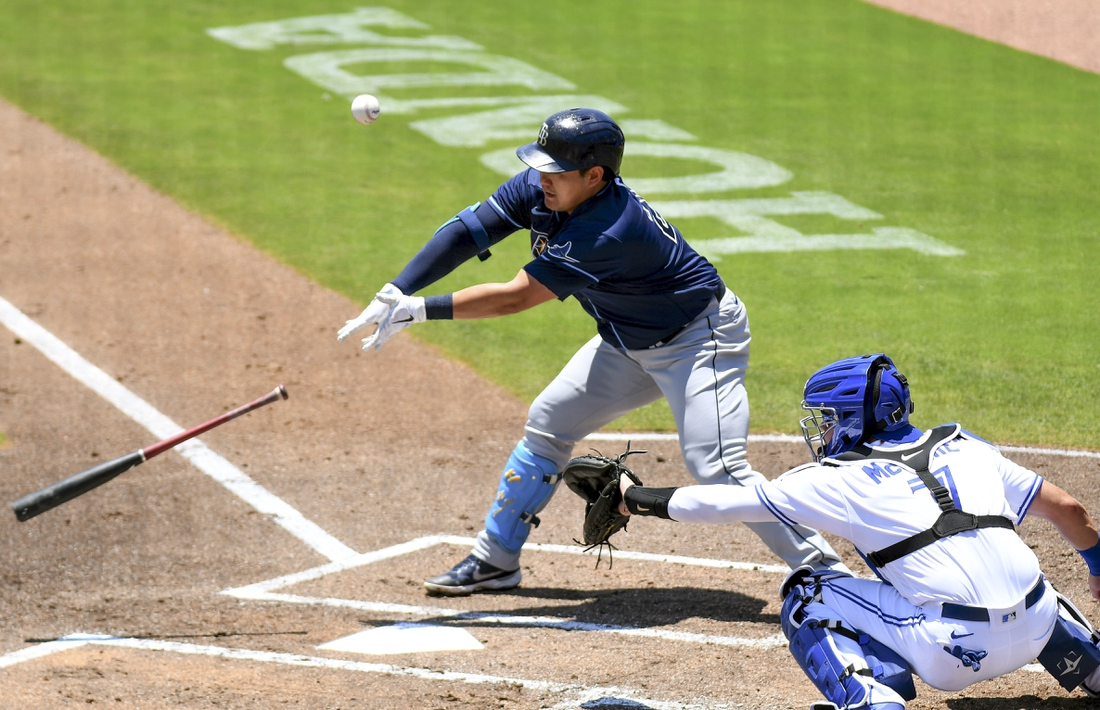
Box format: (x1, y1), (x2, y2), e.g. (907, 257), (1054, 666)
(9, 384), (287, 522)
(11, 450), (146, 522)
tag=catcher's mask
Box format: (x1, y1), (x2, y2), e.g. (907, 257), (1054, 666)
(800, 354), (913, 461)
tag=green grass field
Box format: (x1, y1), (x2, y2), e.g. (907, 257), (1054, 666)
(1, 1), (1097, 447)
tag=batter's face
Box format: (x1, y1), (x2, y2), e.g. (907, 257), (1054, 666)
(539, 168), (606, 214)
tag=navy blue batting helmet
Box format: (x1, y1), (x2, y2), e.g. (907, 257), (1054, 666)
(800, 354), (914, 461)
(516, 108), (625, 177)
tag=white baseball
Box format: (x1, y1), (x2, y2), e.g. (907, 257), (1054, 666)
(351, 94), (381, 125)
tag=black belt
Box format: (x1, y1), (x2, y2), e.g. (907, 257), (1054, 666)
(646, 281), (728, 349)
(940, 577), (1045, 622)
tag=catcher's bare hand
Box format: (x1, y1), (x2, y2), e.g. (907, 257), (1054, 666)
(618, 474), (636, 517)
(562, 445), (646, 550)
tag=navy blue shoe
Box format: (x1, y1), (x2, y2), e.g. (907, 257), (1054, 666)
(424, 553), (521, 596)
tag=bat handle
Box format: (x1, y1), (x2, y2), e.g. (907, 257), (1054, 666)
(142, 384), (288, 460)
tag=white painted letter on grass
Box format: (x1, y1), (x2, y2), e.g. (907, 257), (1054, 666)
(283, 49), (575, 112)
(410, 96), (628, 147)
(480, 142), (793, 194)
(207, 8), (480, 51)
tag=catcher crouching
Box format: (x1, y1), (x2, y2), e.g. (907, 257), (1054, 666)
(611, 354), (1100, 710)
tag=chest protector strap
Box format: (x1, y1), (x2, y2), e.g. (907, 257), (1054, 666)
(831, 424), (1016, 568)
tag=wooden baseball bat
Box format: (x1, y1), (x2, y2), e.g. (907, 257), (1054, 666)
(10, 384), (288, 522)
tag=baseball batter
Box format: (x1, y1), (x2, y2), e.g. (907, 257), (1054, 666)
(338, 107), (848, 595)
(619, 354), (1100, 709)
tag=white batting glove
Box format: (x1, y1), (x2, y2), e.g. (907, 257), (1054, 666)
(362, 288), (426, 351)
(338, 283), (426, 352)
(338, 283), (402, 342)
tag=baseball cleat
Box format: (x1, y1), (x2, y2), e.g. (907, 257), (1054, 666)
(424, 553), (521, 596)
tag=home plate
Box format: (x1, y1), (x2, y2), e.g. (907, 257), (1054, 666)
(317, 623), (484, 655)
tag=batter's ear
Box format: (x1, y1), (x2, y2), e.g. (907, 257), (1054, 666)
(581, 166), (606, 186)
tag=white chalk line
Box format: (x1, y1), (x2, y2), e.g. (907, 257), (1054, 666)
(0, 634), (729, 710)
(229, 591), (788, 650)
(0, 630), (1045, 710)
(222, 536), (787, 600)
(0, 636), (95, 669)
(0, 294), (1062, 692)
(221, 534), (788, 650)
(0, 292), (792, 662)
(586, 433), (1100, 460)
(0, 294), (357, 563)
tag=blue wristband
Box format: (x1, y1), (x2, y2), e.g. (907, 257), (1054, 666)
(1078, 536), (1100, 576)
(424, 294), (454, 320)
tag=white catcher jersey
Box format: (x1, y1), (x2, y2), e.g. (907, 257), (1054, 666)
(669, 426), (1044, 607)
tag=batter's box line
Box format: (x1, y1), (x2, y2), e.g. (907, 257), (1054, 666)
(585, 432), (1100, 460)
(219, 534), (789, 649)
(0, 633), (733, 710)
(0, 633), (1045, 703)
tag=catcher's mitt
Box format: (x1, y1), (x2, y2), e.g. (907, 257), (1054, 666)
(562, 444), (646, 557)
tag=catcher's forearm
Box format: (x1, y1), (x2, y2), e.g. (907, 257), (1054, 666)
(624, 486), (678, 519)
(659, 484), (779, 525)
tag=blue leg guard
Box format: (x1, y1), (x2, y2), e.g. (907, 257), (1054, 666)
(782, 573), (913, 710)
(1037, 591), (1100, 694)
(484, 441), (561, 554)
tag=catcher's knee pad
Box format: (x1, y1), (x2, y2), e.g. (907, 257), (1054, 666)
(484, 442), (561, 554)
(1037, 591), (1100, 693)
(782, 577), (915, 709)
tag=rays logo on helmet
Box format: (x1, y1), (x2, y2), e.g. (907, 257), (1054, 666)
(517, 108), (625, 176)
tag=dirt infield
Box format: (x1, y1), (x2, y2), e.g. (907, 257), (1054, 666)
(2, 6), (1100, 706)
(866, 0), (1100, 75)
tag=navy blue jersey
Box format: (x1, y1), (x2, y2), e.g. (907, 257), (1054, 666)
(486, 169), (723, 349)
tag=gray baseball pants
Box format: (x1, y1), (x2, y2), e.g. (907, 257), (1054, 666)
(474, 289), (847, 573)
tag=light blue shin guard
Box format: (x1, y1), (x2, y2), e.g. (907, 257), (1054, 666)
(484, 442), (561, 554)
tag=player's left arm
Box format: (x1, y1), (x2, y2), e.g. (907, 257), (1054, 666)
(1027, 480), (1100, 601)
(391, 202), (519, 296)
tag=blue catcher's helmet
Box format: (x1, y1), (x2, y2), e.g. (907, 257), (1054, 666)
(516, 108), (625, 178)
(800, 354), (914, 461)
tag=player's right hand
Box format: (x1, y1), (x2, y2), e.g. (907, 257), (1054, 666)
(337, 283), (402, 343)
(359, 289), (426, 351)
(618, 474), (636, 517)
